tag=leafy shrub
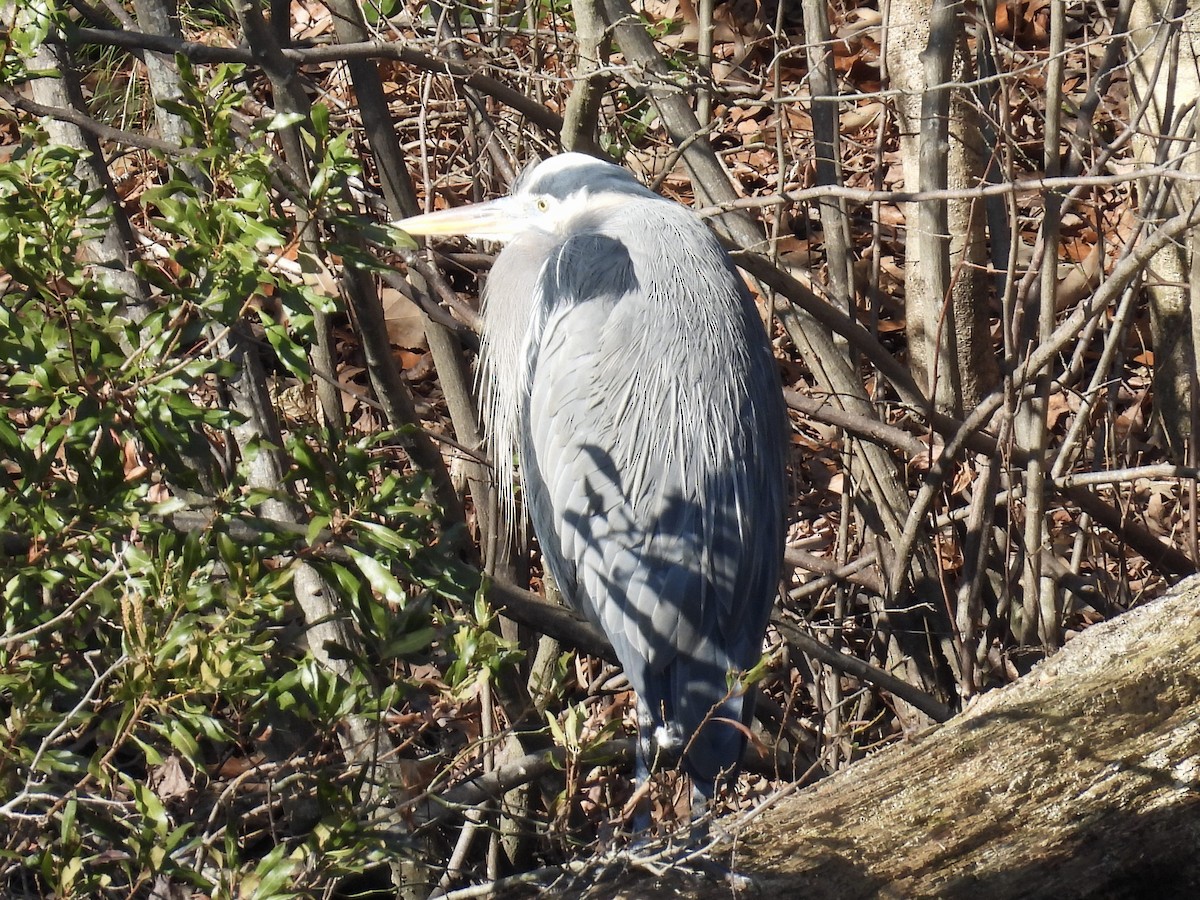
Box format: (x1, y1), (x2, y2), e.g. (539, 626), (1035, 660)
(0, 64), (499, 897)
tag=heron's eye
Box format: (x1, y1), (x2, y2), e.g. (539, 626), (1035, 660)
(535, 198), (550, 212)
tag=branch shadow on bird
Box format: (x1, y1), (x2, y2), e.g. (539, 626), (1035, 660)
(526, 440), (777, 834)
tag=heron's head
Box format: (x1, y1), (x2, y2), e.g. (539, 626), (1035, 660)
(393, 152), (658, 243)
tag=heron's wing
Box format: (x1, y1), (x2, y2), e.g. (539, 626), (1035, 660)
(519, 215), (786, 782)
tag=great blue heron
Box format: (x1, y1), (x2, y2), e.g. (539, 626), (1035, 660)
(396, 153), (786, 806)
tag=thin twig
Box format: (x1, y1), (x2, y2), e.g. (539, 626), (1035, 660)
(0, 551), (128, 648)
(70, 26), (564, 133)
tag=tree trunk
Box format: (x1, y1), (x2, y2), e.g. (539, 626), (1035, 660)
(886, 0), (996, 415)
(567, 576), (1200, 898)
(21, 6), (150, 321)
(1128, 0), (1200, 461)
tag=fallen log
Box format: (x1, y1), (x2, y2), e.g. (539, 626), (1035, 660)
(576, 575), (1200, 898)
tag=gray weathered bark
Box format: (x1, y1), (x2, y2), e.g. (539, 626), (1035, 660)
(1128, 0), (1200, 461)
(19, 5), (150, 321)
(561, 0), (608, 154)
(886, 0), (997, 415)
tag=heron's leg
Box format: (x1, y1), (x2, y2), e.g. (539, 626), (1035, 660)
(631, 699), (655, 832)
(688, 775), (715, 843)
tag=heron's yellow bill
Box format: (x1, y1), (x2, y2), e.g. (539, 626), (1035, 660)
(393, 197), (523, 242)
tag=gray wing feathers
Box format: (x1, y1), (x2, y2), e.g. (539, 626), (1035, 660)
(511, 206), (785, 783)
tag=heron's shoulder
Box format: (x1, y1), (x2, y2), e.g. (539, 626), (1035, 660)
(575, 197), (719, 255)
(587, 193), (703, 223)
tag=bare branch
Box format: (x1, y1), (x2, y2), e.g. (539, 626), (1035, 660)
(69, 26), (564, 134)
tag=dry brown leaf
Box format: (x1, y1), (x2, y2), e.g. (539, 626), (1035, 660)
(1054, 243), (1103, 312)
(398, 349), (427, 372)
(1046, 390), (1077, 430)
(215, 753), (263, 779)
(291, 0), (332, 39)
(736, 116), (761, 136)
(122, 438), (147, 481)
(784, 106), (813, 132)
(380, 287), (428, 349)
(840, 102), (885, 132)
(150, 755), (192, 801)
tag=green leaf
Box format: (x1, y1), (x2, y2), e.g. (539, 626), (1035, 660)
(381, 626), (437, 660)
(60, 797), (77, 842)
(345, 547), (407, 607)
(250, 843), (300, 898)
(257, 311), (311, 379)
(306, 515), (331, 545)
(164, 719), (201, 762)
(132, 780), (168, 836)
(311, 103), (330, 140)
(355, 519), (421, 555)
(379, 222), (420, 250)
(264, 111), (307, 133)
